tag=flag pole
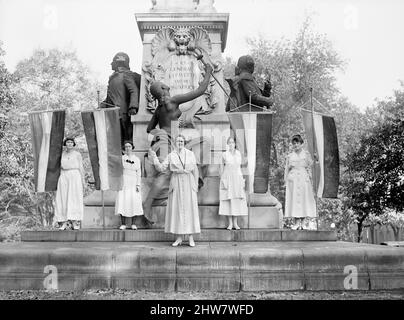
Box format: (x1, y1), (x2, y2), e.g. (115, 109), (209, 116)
(247, 91), (252, 228)
(196, 50), (238, 110)
(310, 88), (319, 231)
(97, 90), (106, 230)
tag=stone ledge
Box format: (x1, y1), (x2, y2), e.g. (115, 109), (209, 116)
(81, 205), (281, 229)
(21, 229), (336, 242)
(1, 242), (403, 291)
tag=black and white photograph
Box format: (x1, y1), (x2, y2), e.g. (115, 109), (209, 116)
(0, 0), (403, 306)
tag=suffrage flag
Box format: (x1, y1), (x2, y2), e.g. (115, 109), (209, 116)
(29, 110), (66, 192)
(81, 108), (123, 191)
(227, 112), (273, 194)
(302, 109), (339, 198)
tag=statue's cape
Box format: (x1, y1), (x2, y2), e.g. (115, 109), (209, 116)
(108, 68), (141, 104)
(225, 72), (258, 111)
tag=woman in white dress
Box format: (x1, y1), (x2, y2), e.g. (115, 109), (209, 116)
(284, 134), (317, 230)
(55, 137), (85, 230)
(115, 141), (144, 230)
(219, 137), (248, 230)
(149, 134), (200, 247)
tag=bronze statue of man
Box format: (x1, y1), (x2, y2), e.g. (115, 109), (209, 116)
(143, 63), (213, 221)
(100, 52), (140, 147)
(226, 55), (273, 112)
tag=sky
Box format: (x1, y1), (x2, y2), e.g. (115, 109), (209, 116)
(1, 0), (404, 110)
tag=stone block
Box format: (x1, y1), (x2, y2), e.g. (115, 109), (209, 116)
(76, 230), (125, 242)
(21, 229), (341, 243)
(302, 246), (369, 291)
(281, 230), (337, 241)
(0, 248), (50, 290)
(83, 205), (280, 229)
(124, 230), (175, 242)
(232, 229), (282, 241)
(84, 190), (117, 206)
(195, 229), (233, 242)
(49, 249), (113, 291)
(249, 206), (280, 229)
(197, 176), (220, 205)
(365, 246), (404, 289)
(176, 246), (240, 291)
(240, 248), (304, 291)
(21, 230), (77, 242)
(82, 206), (120, 229)
(198, 205), (247, 228)
(112, 248), (176, 291)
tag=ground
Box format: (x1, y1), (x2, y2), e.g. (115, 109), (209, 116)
(0, 289), (403, 300)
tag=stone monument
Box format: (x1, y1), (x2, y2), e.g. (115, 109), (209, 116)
(83, 0), (282, 229)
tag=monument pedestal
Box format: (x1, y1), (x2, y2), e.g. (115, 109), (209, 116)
(82, 190), (282, 229)
(82, 1), (283, 229)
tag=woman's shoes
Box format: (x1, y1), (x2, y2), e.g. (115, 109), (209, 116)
(189, 236), (195, 247)
(226, 225), (241, 230)
(119, 225), (127, 230)
(172, 238), (183, 247)
(131, 224), (137, 230)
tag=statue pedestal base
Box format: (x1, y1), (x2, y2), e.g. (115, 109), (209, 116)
(83, 190), (282, 229)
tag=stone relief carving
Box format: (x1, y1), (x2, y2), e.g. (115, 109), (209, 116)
(143, 27), (222, 125)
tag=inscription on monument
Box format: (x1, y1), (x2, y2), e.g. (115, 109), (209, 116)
(143, 26), (221, 126)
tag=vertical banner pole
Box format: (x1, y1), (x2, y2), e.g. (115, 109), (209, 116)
(249, 91), (252, 113)
(248, 186), (251, 229)
(248, 91), (252, 228)
(101, 190), (105, 229)
(310, 88), (319, 231)
(97, 91), (106, 230)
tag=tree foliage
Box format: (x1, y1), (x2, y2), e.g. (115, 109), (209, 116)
(0, 41), (14, 133)
(227, 16), (403, 242)
(343, 89), (404, 241)
(1, 47), (101, 240)
(13, 48), (101, 136)
(243, 16), (347, 211)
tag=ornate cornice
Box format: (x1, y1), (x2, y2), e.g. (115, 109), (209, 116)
(135, 12), (229, 52)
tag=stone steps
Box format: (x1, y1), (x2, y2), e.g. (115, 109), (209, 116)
(1, 241), (403, 291)
(82, 205), (282, 229)
(21, 229), (337, 242)
(83, 190), (283, 229)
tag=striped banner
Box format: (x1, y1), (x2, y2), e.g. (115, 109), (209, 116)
(302, 110), (340, 198)
(227, 112), (273, 194)
(81, 108), (123, 191)
(29, 110), (66, 192)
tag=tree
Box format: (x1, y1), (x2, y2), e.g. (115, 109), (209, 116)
(247, 15), (344, 144)
(0, 41), (14, 132)
(1, 47), (102, 240)
(244, 16), (346, 209)
(13, 48), (102, 136)
(343, 111), (404, 241)
(0, 42), (43, 241)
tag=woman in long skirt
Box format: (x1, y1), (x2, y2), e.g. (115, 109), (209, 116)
(115, 140), (144, 230)
(284, 134), (317, 230)
(55, 137), (85, 230)
(149, 134), (200, 247)
(219, 137), (248, 229)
